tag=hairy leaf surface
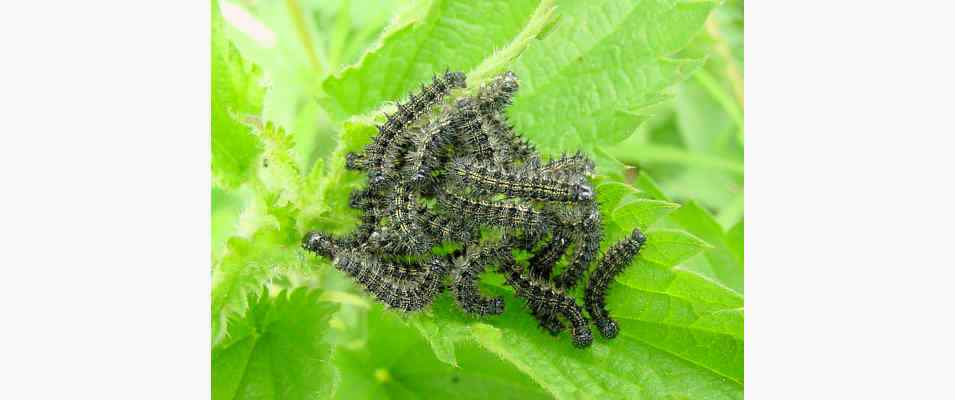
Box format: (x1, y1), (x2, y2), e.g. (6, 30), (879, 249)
(213, 288), (339, 400)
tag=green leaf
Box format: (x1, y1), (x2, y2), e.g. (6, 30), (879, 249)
(411, 278), (742, 399)
(212, 0), (265, 189)
(212, 187), (244, 259)
(212, 226), (304, 346)
(509, 0), (716, 156)
(321, 0), (547, 121)
(219, 0), (359, 169)
(213, 288), (339, 400)
(219, 0), (325, 124)
(633, 172), (670, 201)
(306, 119), (379, 233)
(255, 122), (304, 208)
(334, 304), (550, 399)
(211, 120), (318, 343)
(409, 314), (472, 367)
(668, 201), (743, 293)
(727, 219), (744, 266)
(613, 198), (681, 231)
(595, 182), (640, 216)
(212, 178), (305, 346)
(639, 229), (710, 267)
(610, 260), (743, 385)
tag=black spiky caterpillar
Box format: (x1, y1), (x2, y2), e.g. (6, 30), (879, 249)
(305, 70), (653, 347)
(528, 229), (573, 281)
(554, 201), (603, 290)
(446, 156), (593, 202)
(479, 112), (535, 162)
(303, 231), (447, 311)
(418, 209), (477, 243)
(337, 251), (448, 312)
(437, 189), (554, 234)
(450, 245), (509, 316)
(498, 259), (593, 348)
(538, 151), (596, 178)
(349, 71), (466, 184)
(402, 118), (456, 189)
(369, 185), (435, 255)
(585, 228), (647, 338)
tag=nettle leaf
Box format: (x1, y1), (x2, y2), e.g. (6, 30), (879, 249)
(213, 122), (313, 344)
(598, 180), (680, 245)
(254, 122), (304, 208)
(639, 229), (711, 267)
(595, 182), (640, 216)
(213, 288), (339, 400)
(334, 304), (550, 399)
(409, 271), (742, 399)
(727, 219), (744, 266)
(668, 201), (743, 293)
(613, 199), (682, 231)
(321, 0), (548, 121)
(212, 225), (304, 346)
(610, 259), (744, 387)
(633, 172), (670, 201)
(627, 172), (743, 293)
(509, 0), (716, 156)
(212, 0), (265, 189)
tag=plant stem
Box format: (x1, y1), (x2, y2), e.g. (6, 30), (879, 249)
(286, 0), (325, 75)
(465, 0), (557, 88)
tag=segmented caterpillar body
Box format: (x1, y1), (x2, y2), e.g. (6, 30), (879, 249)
(499, 261), (593, 348)
(528, 229), (573, 280)
(418, 209), (477, 243)
(555, 202), (603, 290)
(378, 126), (420, 183)
(334, 250), (448, 311)
(361, 71), (466, 184)
(450, 245), (509, 316)
(480, 112), (535, 162)
(454, 121), (495, 161)
(586, 228), (646, 338)
(371, 185), (434, 254)
(447, 157), (593, 202)
(438, 190), (554, 233)
(475, 70), (519, 114)
(402, 119), (456, 189)
(538, 152), (596, 178)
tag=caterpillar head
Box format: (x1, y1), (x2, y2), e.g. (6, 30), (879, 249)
(571, 326), (594, 348)
(302, 231), (337, 258)
(596, 319), (619, 339)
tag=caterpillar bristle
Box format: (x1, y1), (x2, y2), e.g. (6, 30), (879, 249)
(586, 228), (646, 338)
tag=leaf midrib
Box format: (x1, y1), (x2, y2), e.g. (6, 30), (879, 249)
(616, 312), (743, 340)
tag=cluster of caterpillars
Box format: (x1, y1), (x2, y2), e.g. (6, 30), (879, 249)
(303, 70), (646, 347)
